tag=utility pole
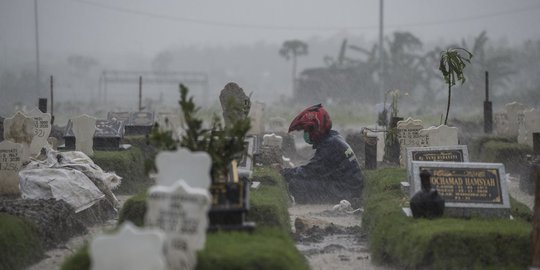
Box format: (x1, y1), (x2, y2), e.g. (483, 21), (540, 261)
(139, 76), (142, 111)
(379, 0), (384, 100)
(34, 0), (40, 95)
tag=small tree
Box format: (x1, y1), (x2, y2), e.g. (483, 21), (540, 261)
(279, 40), (308, 92)
(439, 48), (473, 125)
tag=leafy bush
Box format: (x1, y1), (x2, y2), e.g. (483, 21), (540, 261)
(118, 191), (148, 227)
(362, 168), (532, 270)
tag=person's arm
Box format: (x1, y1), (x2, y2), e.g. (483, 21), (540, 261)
(281, 143), (336, 180)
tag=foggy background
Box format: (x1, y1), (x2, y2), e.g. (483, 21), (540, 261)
(1, 0), (540, 124)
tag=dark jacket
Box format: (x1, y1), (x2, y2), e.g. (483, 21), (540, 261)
(281, 130), (364, 204)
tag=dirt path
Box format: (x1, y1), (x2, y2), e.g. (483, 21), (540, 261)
(289, 204), (394, 270)
(26, 195), (132, 270)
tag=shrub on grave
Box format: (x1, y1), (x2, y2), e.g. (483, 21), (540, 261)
(362, 168), (532, 270)
(0, 213), (44, 270)
(93, 147), (153, 194)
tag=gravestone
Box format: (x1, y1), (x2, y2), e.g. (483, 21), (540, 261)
(128, 112), (155, 135)
(219, 82), (251, 127)
(505, 101), (526, 138)
(3, 111), (35, 161)
(494, 112), (509, 136)
(248, 101), (265, 135)
(418, 125), (458, 147)
(27, 107), (52, 156)
(238, 136), (255, 178)
(518, 108), (540, 147)
(38, 98), (47, 113)
(156, 112), (184, 140)
(90, 222), (167, 270)
(405, 145), (469, 196)
(93, 119), (125, 150)
(154, 148), (212, 189)
(262, 133), (283, 148)
(107, 111), (131, 124)
(71, 114), (97, 156)
(366, 128), (385, 162)
(0, 116), (4, 141)
(145, 180), (211, 270)
(0, 140), (24, 195)
(411, 161), (510, 218)
(365, 136), (377, 169)
(396, 117), (427, 167)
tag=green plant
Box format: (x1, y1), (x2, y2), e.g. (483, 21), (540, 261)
(151, 84), (251, 180)
(439, 47), (473, 125)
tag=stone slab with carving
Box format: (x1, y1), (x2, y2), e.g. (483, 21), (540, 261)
(27, 108), (52, 156)
(90, 222), (167, 270)
(3, 111), (35, 161)
(396, 117), (427, 167)
(71, 114), (97, 156)
(0, 140), (23, 195)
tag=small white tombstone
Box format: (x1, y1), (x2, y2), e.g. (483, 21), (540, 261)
(518, 108), (540, 147)
(155, 148), (212, 189)
(145, 180), (211, 270)
(90, 222), (167, 270)
(71, 114), (97, 156)
(418, 125), (458, 147)
(494, 113), (509, 136)
(505, 101), (526, 138)
(396, 117), (427, 167)
(262, 133), (283, 148)
(0, 140), (23, 195)
(3, 111), (35, 161)
(248, 101), (266, 135)
(27, 108), (52, 156)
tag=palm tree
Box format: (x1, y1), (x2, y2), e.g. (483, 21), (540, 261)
(439, 48), (473, 125)
(279, 40), (308, 92)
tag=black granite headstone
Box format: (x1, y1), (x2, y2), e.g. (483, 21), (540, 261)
(534, 132), (540, 156)
(39, 98), (47, 113)
(127, 112), (154, 135)
(93, 119), (125, 150)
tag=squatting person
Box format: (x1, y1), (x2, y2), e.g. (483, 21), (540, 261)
(280, 104), (364, 206)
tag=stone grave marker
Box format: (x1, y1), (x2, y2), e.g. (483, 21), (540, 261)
(365, 128), (385, 162)
(405, 145), (469, 196)
(145, 180), (211, 270)
(505, 101), (526, 138)
(248, 101), (265, 135)
(3, 111), (35, 161)
(155, 148), (212, 189)
(219, 82), (251, 127)
(396, 117), (427, 167)
(71, 114), (97, 156)
(238, 136), (255, 178)
(494, 112), (509, 136)
(156, 112), (184, 140)
(91, 222), (167, 270)
(411, 161), (510, 218)
(93, 119), (125, 150)
(27, 107), (52, 156)
(107, 111), (131, 124)
(0, 116), (4, 141)
(127, 111), (155, 135)
(518, 108), (540, 147)
(0, 140), (23, 195)
(418, 125), (458, 147)
(262, 133), (283, 148)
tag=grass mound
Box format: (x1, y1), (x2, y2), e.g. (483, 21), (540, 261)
(0, 213), (44, 270)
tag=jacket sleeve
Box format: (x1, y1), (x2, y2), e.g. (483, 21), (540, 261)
(281, 143), (337, 181)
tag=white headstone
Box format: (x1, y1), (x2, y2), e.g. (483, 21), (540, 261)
(155, 148), (212, 189)
(3, 111), (35, 161)
(396, 117), (427, 167)
(0, 140), (23, 195)
(505, 101), (526, 138)
(494, 112), (509, 136)
(262, 133), (283, 148)
(248, 101), (265, 135)
(145, 180), (211, 270)
(71, 114), (97, 156)
(418, 125), (458, 147)
(518, 108), (540, 146)
(27, 108), (52, 156)
(366, 127), (385, 162)
(91, 222), (167, 270)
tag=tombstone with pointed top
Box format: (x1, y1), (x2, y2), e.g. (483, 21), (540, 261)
(71, 114), (97, 156)
(396, 117), (427, 167)
(418, 125), (458, 147)
(0, 140), (23, 195)
(27, 108), (52, 156)
(3, 111), (35, 161)
(219, 82), (251, 127)
(90, 222), (167, 270)
(145, 180), (211, 270)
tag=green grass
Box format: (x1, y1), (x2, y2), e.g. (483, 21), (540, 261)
(362, 168), (532, 270)
(247, 167), (291, 232)
(93, 147), (154, 194)
(61, 245), (90, 270)
(118, 191), (148, 227)
(0, 213), (44, 270)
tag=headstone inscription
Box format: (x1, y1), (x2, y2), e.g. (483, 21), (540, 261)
(396, 117), (427, 167)
(411, 161), (510, 218)
(145, 180), (211, 270)
(90, 222), (167, 270)
(3, 111), (35, 161)
(71, 114), (97, 156)
(93, 119), (125, 150)
(0, 140), (23, 195)
(27, 108), (52, 156)
(405, 145), (469, 196)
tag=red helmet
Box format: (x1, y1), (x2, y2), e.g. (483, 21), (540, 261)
(288, 104), (332, 142)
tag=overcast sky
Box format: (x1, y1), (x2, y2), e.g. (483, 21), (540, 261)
(1, 0), (540, 59)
